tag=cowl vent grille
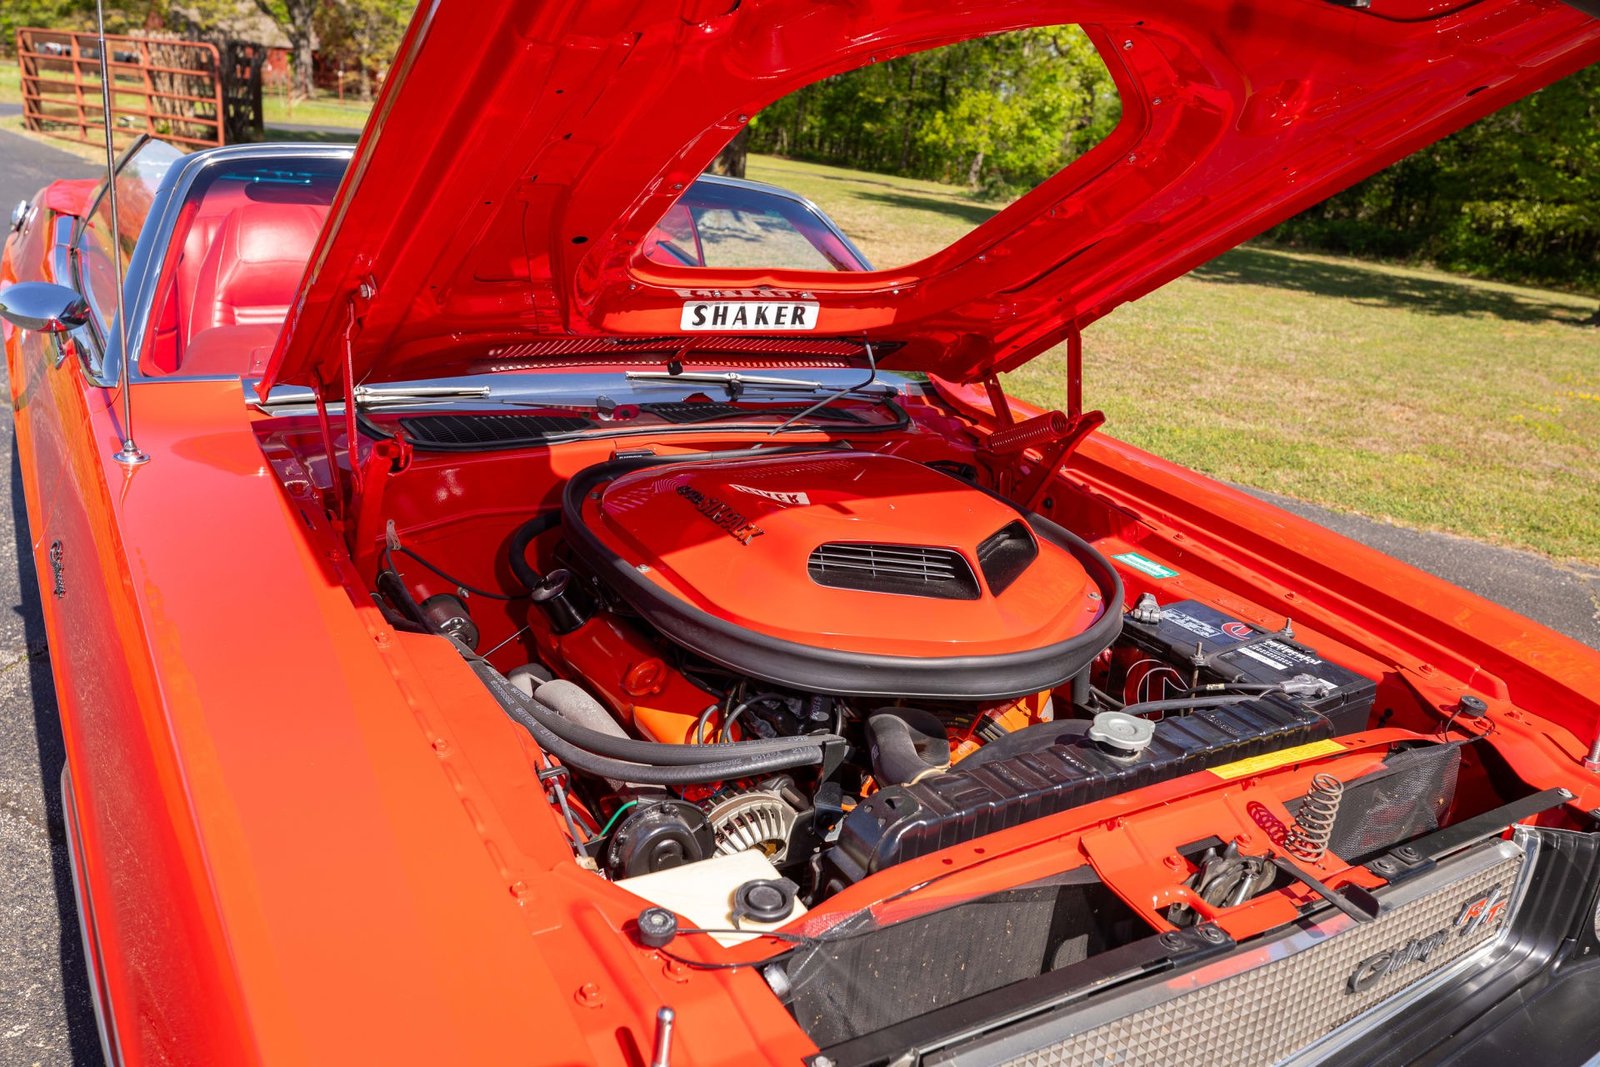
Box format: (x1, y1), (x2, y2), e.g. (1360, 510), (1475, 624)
(808, 543), (980, 600)
(398, 413), (591, 448)
(639, 402), (866, 424)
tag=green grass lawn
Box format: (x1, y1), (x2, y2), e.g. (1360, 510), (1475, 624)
(748, 155), (1600, 565)
(262, 92), (370, 130)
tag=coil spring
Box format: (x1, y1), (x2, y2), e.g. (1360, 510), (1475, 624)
(1285, 773), (1343, 862)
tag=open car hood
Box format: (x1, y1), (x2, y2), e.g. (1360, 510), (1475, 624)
(259, 0), (1600, 397)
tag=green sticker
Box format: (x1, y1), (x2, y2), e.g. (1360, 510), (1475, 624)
(1114, 551), (1180, 580)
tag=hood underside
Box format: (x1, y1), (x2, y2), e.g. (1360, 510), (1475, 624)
(259, 0), (1600, 396)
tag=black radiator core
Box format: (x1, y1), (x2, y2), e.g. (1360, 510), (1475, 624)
(830, 695), (1334, 882)
(1320, 742), (1462, 861)
(782, 874), (1147, 1048)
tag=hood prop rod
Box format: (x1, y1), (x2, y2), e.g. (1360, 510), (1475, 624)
(341, 293), (370, 498)
(316, 285), (377, 527)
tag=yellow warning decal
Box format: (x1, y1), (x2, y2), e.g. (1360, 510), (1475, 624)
(1209, 739), (1346, 781)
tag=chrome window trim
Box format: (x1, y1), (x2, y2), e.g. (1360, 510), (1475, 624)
(689, 173), (876, 271)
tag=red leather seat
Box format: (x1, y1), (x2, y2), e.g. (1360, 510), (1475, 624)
(177, 324), (283, 378)
(187, 201), (327, 338)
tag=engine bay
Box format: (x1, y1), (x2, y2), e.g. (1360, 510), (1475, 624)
(256, 380), (1552, 971)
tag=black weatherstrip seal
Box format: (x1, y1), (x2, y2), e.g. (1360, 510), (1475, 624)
(561, 446), (1123, 700)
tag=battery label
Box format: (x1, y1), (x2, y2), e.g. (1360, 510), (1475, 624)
(1235, 640), (1324, 673)
(1164, 608), (1223, 639)
(1114, 552), (1180, 580)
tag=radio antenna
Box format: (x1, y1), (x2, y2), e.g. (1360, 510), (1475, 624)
(96, 0), (148, 467)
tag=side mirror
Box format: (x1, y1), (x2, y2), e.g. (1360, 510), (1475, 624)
(0, 282), (91, 335)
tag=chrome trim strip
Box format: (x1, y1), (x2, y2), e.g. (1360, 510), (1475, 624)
(60, 764), (123, 1067)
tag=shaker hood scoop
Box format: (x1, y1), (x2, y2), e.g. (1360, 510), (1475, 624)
(258, 0), (1600, 397)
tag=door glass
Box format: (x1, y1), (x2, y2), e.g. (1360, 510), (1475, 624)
(77, 139), (184, 346)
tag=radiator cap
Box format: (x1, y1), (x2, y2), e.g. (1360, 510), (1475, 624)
(1088, 711), (1155, 758)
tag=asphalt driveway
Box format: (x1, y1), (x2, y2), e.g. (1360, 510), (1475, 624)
(0, 126), (1596, 1064)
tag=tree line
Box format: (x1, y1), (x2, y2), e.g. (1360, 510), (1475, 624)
(745, 28), (1122, 198)
(1268, 64), (1599, 296)
(3, 0), (408, 101)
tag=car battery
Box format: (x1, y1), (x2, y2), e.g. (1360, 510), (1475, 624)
(1121, 599), (1376, 735)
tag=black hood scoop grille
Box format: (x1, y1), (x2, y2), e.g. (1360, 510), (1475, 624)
(808, 543), (980, 600)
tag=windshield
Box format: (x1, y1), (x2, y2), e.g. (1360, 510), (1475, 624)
(147, 168), (868, 381)
(643, 178), (871, 271)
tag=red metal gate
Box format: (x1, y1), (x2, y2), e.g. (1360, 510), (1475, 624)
(16, 28), (226, 150)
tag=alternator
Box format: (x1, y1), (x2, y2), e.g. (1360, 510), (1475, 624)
(705, 790), (798, 862)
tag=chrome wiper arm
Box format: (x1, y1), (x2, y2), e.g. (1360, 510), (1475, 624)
(353, 384), (493, 407)
(625, 370), (826, 395)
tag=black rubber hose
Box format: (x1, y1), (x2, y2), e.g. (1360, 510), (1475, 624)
(508, 700), (832, 785)
(456, 643), (842, 778)
(720, 692), (789, 742)
(377, 565), (428, 627)
(865, 708), (951, 786)
(530, 688), (843, 765)
(509, 511), (562, 592)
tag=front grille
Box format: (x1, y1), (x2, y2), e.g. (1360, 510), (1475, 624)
(968, 843), (1524, 1067)
(809, 543), (980, 600)
(398, 413), (591, 447)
